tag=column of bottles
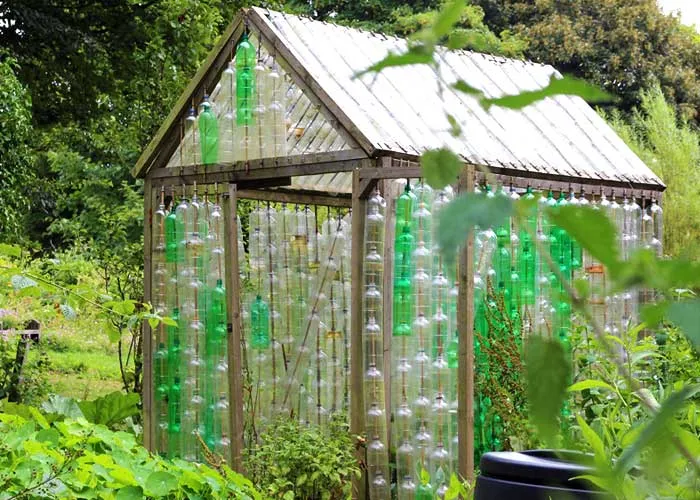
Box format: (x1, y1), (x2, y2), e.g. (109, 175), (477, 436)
(363, 189), (390, 500)
(153, 185), (229, 461)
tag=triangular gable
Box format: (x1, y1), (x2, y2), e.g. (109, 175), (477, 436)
(133, 8), (369, 178)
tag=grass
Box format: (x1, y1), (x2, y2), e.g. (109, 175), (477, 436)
(28, 314), (125, 401)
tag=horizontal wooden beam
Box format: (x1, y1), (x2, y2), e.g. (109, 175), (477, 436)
(237, 188), (352, 207)
(153, 175), (291, 190)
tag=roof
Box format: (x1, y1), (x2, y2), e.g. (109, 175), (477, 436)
(133, 7), (664, 191)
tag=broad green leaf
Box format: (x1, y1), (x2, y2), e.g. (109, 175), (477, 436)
(29, 406), (50, 429)
(0, 243), (21, 258)
(431, 0), (466, 39)
(525, 336), (571, 445)
(111, 466), (138, 486)
(420, 148), (463, 189)
(568, 380), (615, 393)
(614, 384), (700, 476)
(41, 394), (85, 420)
(148, 317), (160, 330)
(36, 428), (61, 446)
(420, 467), (430, 485)
(668, 299), (700, 352)
(161, 316), (178, 327)
(482, 74), (614, 110)
(436, 193), (513, 272)
(115, 486), (144, 500)
(145, 471), (177, 496)
(354, 46), (434, 78)
(547, 206), (619, 269)
(78, 391), (140, 427)
(640, 301), (669, 329)
(296, 473), (307, 486)
(576, 415), (606, 464)
(452, 79), (482, 96)
(445, 473), (463, 500)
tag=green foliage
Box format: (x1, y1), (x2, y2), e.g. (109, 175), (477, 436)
(420, 148), (464, 189)
(606, 86), (700, 260)
(0, 333), (50, 405)
(244, 417), (360, 499)
(290, 0), (527, 58)
(525, 336), (571, 445)
(0, 57), (34, 242)
(0, 412), (261, 499)
(435, 193), (512, 271)
(473, 0), (700, 122)
(481, 74), (615, 110)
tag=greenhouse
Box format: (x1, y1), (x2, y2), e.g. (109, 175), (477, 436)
(134, 6), (665, 499)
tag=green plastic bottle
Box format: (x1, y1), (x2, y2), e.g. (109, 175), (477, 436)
(250, 295), (270, 349)
(165, 204), (178, 263)
(167, 375), (182, 457)
(393, 225), (414, 337)
(198, 95), (219, 164)
(236, 34), (256, 125)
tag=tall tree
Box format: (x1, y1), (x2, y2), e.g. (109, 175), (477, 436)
(472, 0), (700, 121)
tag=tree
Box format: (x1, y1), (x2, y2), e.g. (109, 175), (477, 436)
(288, 0), (527, 58)
(472, 0), (700, 121)
(606, 87), (700, 260)
(0, 57), (33, 242)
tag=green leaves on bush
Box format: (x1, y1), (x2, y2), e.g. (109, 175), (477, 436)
(41, 391), (139, 429)
(420, 148), (464, 189)
(0, 413), (261, 499)
(244, 418), (360, 499)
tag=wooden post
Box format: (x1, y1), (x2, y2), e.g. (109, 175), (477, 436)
(457, 165), (476, 481)
(350, 169), (368, 500)
(224, 183), (246, 471)
(142, 179), (155, 452)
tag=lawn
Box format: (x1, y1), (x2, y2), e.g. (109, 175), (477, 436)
(29, 315), (124, 400)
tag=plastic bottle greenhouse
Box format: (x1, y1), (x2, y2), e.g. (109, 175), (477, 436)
(135, 7), (665, 499)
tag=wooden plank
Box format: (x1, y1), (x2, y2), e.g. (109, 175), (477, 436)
(248, 8), (376, 156)
(359, 164), (423, 181)
(148, 150), (367, 181)
(154, 174), (292, 191)
(224, 183), (245, 471)
(133, 14), (245, 178)
(142, 179), (155, 451)
(237, 188), (352, 207)
(350, 169), (367, 500)
(457, 166), (476, 481)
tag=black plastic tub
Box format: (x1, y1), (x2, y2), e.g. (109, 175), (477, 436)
(474, 450), (613, 500)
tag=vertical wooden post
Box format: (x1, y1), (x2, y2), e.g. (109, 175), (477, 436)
(457, 165), (476, 481)
(224, 182), (245, 471)
(380, 178), (396, 453)
(142, 178), (155, 452)
(350, 169), (368, 500)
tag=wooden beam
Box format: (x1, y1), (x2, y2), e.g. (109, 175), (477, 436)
(457, 165), (476, 482)
(224, 183), (245, 471)
(142, 179), (155, 452)
(350, 169), (367, 500)
(237, 188), (352, 208)
(154, 175), (292, 191)
(248, 8), (376, 157)
(359, 165), (422, 181)
(133, 14), (245, 178)
(148, 150), (367, 180)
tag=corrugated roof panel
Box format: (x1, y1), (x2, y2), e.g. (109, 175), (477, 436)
(256, 8), (662, 188)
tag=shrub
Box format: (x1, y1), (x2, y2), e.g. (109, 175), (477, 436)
(0, 413), (261, 499)
(244, 417), (360, 500)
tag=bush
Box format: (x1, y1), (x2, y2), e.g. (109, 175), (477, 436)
(606, 86), (700, 260)
(0, 412), (261, 499)
(244, 417), (360, 500)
